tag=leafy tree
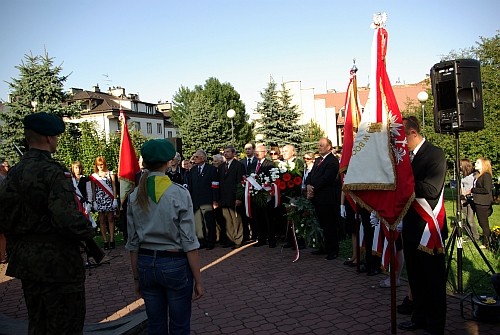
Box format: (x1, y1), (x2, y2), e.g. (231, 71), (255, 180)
(0, 51), (81, 163)
(426, 32), (500, 178)
(255, 81), (304, 149)
(171, 77), (251, 157)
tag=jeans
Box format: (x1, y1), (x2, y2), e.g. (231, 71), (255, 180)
(138, 254), (193, 335)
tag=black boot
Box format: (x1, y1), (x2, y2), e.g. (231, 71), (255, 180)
(110, 241), (115, 249)
(104, 241), (109, 250)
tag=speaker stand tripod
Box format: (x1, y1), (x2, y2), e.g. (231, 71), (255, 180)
(445, 131), (495, 294)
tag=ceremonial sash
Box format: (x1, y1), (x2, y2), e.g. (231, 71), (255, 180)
(412, 189), (446, 254)
(90, 173), (114, 199)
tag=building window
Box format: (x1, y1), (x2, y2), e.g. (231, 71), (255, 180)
(147, 105), (154, 114)
(132, 102), (138, 112)
(130, 121), (141, 131)
(167, 131), (173, 138)
(157, 123), (162, 134)
(147, 122), (152, 134)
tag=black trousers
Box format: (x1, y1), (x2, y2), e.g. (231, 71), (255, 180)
(314, 204), (339, 255)
(474, 203), (491, 242)
(359, 207), (381, 271)
(402, 238), (446, 335)
(254, 201), (275, 244)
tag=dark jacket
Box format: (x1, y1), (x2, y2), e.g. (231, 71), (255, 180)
(0, 149), (95, 282)
(305, 153), (339, 206)
(218, 159), (245, 207)
(472, 172), (493, 206)
(188, 163), (220, 209)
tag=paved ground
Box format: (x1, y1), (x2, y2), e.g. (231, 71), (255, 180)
(1, 243), (498, 334)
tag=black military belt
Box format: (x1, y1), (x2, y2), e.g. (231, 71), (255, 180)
(138, 248), (186, 258)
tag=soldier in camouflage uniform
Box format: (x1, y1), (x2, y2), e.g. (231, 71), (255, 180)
(0, 112), (95, 335)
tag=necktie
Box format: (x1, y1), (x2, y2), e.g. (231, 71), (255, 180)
(256, 161), (261, 174)
(224, 162), (229, 174)
(409, 151), (415, 162)
(318, 157), (324, 166)
(198, 166), (202, 176)
(248, 158), (252, 167)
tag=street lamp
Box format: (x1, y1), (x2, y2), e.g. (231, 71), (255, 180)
(417, 91), (428, 128)
(226, 109), (236, 144)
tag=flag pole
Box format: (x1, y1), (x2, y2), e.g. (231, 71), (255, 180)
(389, 229), (397, 334)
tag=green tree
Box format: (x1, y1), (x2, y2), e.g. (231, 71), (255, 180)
(171, 77), (251, 157)
(302, 120), (325, 152)
(0, 51), (81, 163)
(255, 81), (304, 148)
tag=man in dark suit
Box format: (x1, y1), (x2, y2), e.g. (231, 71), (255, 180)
(189, 149), (220, 250)
(306, 137), (340, 260)
(242, 142), (258, 242)
(243, 142), (258, 175)
(218, 145), (245, 248)
(253, 143), (277, 248)
(398, 116), (447, 335)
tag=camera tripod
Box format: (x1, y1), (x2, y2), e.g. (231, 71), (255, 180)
(445, 131), (495, 294)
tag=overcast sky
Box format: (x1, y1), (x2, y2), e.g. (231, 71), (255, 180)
(1, 0), (498, 114)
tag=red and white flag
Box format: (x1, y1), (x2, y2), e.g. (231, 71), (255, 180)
(339, 65), (362, 212)
(118, 110), (140, 205)
(342, 19), (415, 228)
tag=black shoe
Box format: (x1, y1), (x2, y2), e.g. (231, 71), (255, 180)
(325, 253), (338, 260)
(397, 296), (414, 315)
(357, 264), (367, 273)
(367, 269), (381, 276)
(253, 241), (266, 247)
(311, 249), (326, 255)
(231, 244), (242, 250)
(283, 242), (293, 248)
(103, 242), (109, 250)
(109, 241), (115, 249)
(222, 242), (235, 248)
(206, 244), (215, 250)
(398, 321), (423, 331)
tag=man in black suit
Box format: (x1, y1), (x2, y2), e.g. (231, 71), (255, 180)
(243, 142), (258, 175)
(306, 138), (340, 260)
(398, 116), (447, 335)
(253, 143), (277, 248)
(242, 142), (258, 242)
(218, 145), (245, 248)
(189, 149), (220, 250)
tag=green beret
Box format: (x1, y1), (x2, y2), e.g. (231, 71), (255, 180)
(23, 112), (65, 136)
(141, 139), (176, 163)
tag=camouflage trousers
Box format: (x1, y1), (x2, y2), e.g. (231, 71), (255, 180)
(22, 280), (86, 335)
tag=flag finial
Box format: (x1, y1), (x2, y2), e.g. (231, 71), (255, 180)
(371, 12), (387, 29)
(351, 59), (358, 75)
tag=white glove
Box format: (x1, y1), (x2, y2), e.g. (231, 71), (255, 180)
(84, 203), (92, 214)
(370, 211), (379, 227)
(396, 221), (403, 233)
(340, 205), (346, 218)
(93, 201), (98, 211)
(112, 199), (118, 210)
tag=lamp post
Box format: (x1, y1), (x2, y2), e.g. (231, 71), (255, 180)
(226, 109), (236, 144)
(417, 91), (428, 128)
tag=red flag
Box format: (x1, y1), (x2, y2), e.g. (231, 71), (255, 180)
(118, 110), (140, 203)
(339, 65), (362, 212)
(342, 24), (415, 228)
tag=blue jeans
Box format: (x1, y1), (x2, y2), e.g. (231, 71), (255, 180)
(137, 254), (193, 335)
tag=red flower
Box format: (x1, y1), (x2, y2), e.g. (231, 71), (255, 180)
(282, 173), (292, 182)
(279, 180), (287, 190)
(287, 180), (295, 188)
(293, 176), (302, 185)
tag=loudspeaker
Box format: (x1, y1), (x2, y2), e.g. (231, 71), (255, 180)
(430, 59), (484, 133)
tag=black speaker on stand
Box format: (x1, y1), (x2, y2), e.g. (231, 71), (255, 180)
(431, 59), (494, 299)
(431, 59), (484, 134)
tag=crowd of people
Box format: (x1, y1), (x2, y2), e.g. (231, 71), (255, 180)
(0, 111), (497, 335)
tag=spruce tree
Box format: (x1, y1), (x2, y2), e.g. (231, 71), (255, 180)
(0, 51), (80, 162)
(255, 81), (304, 149)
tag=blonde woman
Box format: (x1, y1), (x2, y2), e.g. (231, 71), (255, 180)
(89, 156), (117, 250)
(472, 157), (494, 249)
(126, 139), (203, 334)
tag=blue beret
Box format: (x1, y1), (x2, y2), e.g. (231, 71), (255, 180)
(23, 112), (65, 136)
(141, 139), (176, 163)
